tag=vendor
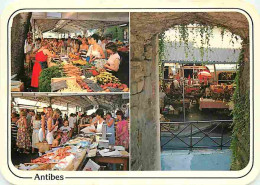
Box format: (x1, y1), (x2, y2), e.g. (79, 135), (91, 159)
(87, 34), (105, 63)
(115, 110), (129, 150)
(103, 42), (121, 75)
(105, 112), (115, 145)
(31, 41), (57, 89)
(89, 109), (104, 133)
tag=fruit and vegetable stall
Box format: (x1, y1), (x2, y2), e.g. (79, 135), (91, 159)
(39, 59), (129, 92)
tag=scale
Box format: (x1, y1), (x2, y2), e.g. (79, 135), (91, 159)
(97, 124), (111, 149)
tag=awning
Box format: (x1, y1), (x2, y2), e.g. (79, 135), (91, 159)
(11, 93), (129, 110)
(32, 12), (129, 33)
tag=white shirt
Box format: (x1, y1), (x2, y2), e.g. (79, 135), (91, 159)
(68, 117), (75, 128)
(96, 120), (104, 133)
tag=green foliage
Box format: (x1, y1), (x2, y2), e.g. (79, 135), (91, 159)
(39, 66), (64, 92)
(103, 26), (125, 41)
(159, 32), (165, 89)
(230, 49), (250, 170)
(179, 24), (189, 58)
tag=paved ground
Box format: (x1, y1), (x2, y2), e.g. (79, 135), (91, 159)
(161, 149), (232, 171)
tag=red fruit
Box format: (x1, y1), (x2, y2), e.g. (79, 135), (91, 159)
(113, 84), (117, 88)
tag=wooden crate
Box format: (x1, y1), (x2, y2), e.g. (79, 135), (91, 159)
(11, 82), (24, 92)
(51, 76), (77, 84)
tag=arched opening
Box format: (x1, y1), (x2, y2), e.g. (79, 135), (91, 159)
(159, 24), (242, 170)
(130, 12), (250, 171)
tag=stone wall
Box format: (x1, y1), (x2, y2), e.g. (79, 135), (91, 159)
(131, 35), (161, 170)
(130, 12), (250, 170)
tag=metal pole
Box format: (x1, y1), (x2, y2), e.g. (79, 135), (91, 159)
(190, 123), (193, 151)
(182, 64), (186, 122)
(220, 122), (224, 150)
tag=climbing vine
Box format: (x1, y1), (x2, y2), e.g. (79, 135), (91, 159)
(159, 32), (165, 90)
(230, 49), (250, 170)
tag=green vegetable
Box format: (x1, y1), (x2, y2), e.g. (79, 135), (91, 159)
(39, 66), (64, 92)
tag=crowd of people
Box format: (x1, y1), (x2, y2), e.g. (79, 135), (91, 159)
(25, 34), (126, 90)
(11, 107), (129, 155)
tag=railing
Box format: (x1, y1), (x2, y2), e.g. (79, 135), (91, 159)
(160, 120), (233, 151)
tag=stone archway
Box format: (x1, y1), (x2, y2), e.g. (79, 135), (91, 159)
(130, 12), (250, 170)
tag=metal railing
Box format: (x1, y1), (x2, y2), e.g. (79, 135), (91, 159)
(160, 120), (233, 151)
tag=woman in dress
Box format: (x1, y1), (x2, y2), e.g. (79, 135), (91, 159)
(31, 41), (57, 89)
(31, 113), (41, 153)
(104, 42), (121, 75)
(115, 110), (129, 150)
(16, 111), (31, 154)
(46, 109), (60, 146)
(39, 106), (53, 142)
(87, 34), (105, 63)
(105, 112), (115, 145)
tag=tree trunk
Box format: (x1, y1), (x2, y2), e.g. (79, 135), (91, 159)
(11, 12), (32, 78)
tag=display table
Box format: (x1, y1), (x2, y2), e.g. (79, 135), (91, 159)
(199, 98), (229, 110)
(94, 156), (129, 171)
(64, 149), (88, 171)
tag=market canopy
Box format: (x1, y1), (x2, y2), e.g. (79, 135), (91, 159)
(163, 42), (241, 64)
(32, 12), (129, 33)
(12, 93), (129, 110)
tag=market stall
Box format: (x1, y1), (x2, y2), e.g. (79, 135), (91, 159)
(17, 135), (129, 171)
(12, 12), (129, 92)
(12, 93), (130, 171)
(39, 60), (129, 93)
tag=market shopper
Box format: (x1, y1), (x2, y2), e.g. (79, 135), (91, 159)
(39, 106), (53, 142)
(31, 113), (41, 153)
(115, 110), (129, 150)
(87, 34), (105, 63)
(32, 38), (42, 53)
(104, 42), (121, 74)
(79, 114), (96, 133)
(31, 41), (58, 89)
(46, 109), (60, 146)
(11, 113), (19, 150)
(105, 112), (115, 145)
(16, 111), (31, 154)
(59, 120), (71, 145)
(79, 38), (89, 52)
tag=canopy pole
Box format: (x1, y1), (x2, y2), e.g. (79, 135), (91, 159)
(67, 103), (69, 115)
(182, 64), (186, 122)
(49, 97), (52, 106)
(214, 64), (217, 84)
